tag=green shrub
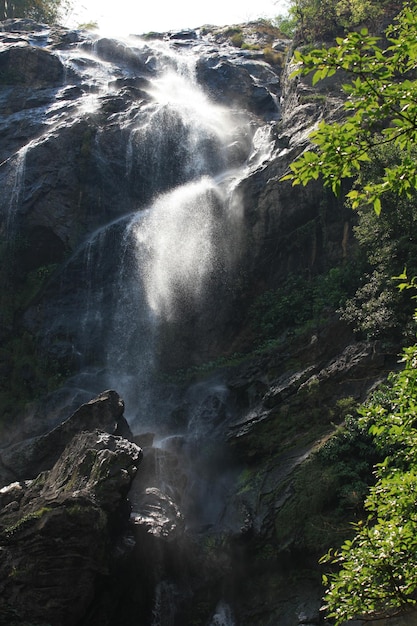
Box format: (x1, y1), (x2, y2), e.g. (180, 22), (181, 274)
(321, 340), (417, 623)
(263, 47), (284, 66)
(272, 13), (298, 38)
(282, 0), (402, 42)
(230, 32), (244, 47)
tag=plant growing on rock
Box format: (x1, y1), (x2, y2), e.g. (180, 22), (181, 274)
(321, 342), (417, 622)
(339, 143), (417, 340)
(281, 0), (402, 42)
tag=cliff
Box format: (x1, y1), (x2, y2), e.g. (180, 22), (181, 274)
(0, 17), (402, 626)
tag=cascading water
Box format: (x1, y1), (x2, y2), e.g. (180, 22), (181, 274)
(0, 24), (282, 624)
(3, 144), (29, 239)
(23, 31), (277, 424)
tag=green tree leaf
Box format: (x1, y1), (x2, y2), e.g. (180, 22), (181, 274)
(281, 0), (417, 214)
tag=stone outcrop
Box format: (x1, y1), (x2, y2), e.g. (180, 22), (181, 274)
(195, 54), (281, 117)
(0, 389), (142, 626)
(0, 390), (132, 488)
(0, 42), (64, 86)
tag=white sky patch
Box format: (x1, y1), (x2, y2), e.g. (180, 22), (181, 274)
(65, 0), (289, 36)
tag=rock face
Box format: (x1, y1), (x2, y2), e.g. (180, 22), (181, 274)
(0, 42), (64, 86)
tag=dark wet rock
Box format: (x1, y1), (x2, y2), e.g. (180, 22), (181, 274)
(50, 28), (84, 48)
(196, 55), (280, 118)
(227, 335), (390, 461)
(0, 18), (47, 32)
(131, 486), (184, 540)
(88, 37), (159, 75)
(133, 431), (155, 448)
(130, 445), (188, 513)
(0, 43), (64, 86)
(262, 366), (318, 408)
(168, 29), (198, 40)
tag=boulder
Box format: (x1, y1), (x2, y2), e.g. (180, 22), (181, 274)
(0, 18), (47, 32)
(0, 429), (142, 626)
(89, 37), (158, 75)
(131, 486), (184, 540)
(196, 55), (279, 119)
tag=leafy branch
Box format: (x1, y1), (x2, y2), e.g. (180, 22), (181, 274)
(282, 1), (417, 214)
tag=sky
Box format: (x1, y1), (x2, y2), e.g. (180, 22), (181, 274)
(65, 0), (289, 37)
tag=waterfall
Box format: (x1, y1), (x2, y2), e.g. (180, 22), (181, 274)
(209, 602), (236, 626)
(151, 582), (180, 626)
(1, 24), (282, 623)
(136, 178), (226, 321)
(22, 31), (276, 426)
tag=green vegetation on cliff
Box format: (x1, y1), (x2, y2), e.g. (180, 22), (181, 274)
(283, 0), (417, 621)
(275, 0), (403, 40)
(283, 1), (417, 210)
(320, 343), (417, 622)
(341, 146), (417, 340)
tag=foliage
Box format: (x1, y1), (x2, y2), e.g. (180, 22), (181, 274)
(281, 3), (417, 621)
(319, 403), (380, 504)
(273, 407), (381, 553)
(272, 12), (298, 38)
(0, 252), (67, 427)
(340, 143), (417, 339)
(77, 21), (99, 31)
(230, 31), (244, 48)
(262, 46), (285, 66)
(282, 0), (417, 213)
(250, 263), (361, 339)
(321, 342), (417, 623)
(2, 507), (52, 538)
(341, 269), (404, 338)
(0, 0), (71, 24)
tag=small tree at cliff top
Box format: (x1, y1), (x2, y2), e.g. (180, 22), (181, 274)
(283, 0), (417, 622)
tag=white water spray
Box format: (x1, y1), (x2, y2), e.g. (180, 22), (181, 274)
(135, 177), (225, 320)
